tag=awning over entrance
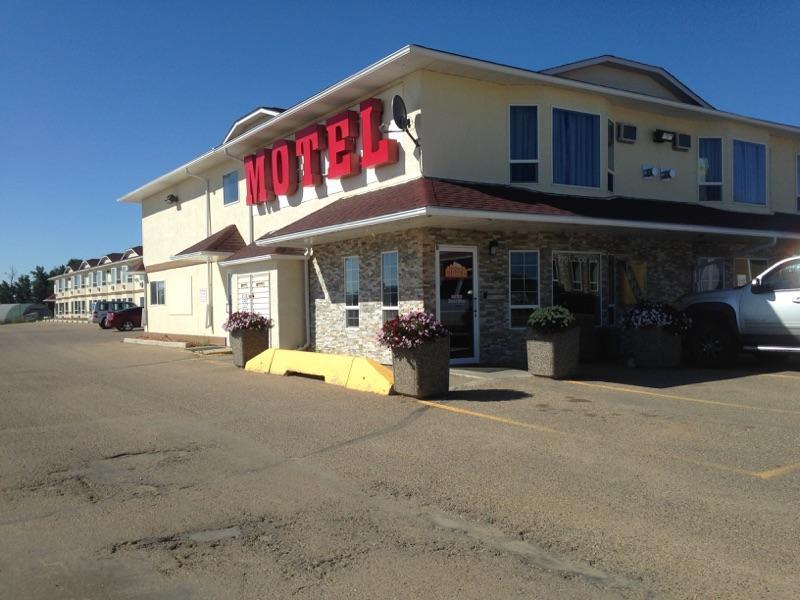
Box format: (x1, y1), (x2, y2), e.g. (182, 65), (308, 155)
(257, 177), (800, 246)
(171, 224), (246, 261)
(219, 243), (306, 267)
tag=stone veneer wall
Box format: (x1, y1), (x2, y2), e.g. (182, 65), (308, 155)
(309, 231), (426, 363)
(310, 226), (800, 366)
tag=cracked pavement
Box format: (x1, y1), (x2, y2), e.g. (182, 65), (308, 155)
(0, 324), (798, 598)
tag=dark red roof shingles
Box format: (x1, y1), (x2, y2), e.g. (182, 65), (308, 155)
(223, 243), (305, 263)
(258, 177), (800, 242)
(175, 224), (245, 256)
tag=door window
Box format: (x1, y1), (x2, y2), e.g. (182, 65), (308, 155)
(439, 249), (476, 361)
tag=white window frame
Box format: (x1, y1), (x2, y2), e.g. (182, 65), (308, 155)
(111, 267), (118, 284)
(380, 250), (399, 322)
(508, 249), (541, 329)
(551, 106), (603, 190)
(732, 138), (768, 206)
(694, 257), (725, 292)
(222, 170), (240, 206)
(698, 136), (723, 202)
(121, 265), (129, 283)
(343, 256), (359, 328)
(508, 104), (539, 184)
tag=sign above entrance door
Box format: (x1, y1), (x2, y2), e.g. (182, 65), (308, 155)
(244, 98), (399, 206)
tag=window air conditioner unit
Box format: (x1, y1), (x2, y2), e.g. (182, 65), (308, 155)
(672, 133), (691, 151)
(617, 123), (637, 144)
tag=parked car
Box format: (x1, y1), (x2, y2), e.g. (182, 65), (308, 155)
(106, 306), (143, 331)
(92, 300), (137, 329)
(679, 256), (800, 366)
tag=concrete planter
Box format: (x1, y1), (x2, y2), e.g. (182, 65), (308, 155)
(630, 328), (682, 368)
(526, 326), (580, 379)
(230, 329), (270, 368)
(391, 336), (450, 398)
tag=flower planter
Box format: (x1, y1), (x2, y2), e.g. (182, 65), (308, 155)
(630, 328), (682, 368)
(229, 328), (270, 368)
(526, 326), (580, 379)
(391, 336), (450, 398)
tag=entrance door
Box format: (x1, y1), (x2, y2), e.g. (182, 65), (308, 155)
(237, 272), (271, 319)
(436, 246), (479, 364)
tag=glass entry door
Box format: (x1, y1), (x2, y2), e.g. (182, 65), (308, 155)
(437, 246), (479, 363)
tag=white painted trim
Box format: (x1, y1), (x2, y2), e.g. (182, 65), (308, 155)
(436, 244), (480, 365)
(508, 249), (541, 329)
(551, 106), (603, 190)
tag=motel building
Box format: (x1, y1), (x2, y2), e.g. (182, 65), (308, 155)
(119, 46), (800, 366)
(50, 247), (146, 321)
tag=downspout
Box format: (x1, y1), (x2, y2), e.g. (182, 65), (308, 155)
(185, 168), (215, 333)
(302, 248), (312, 350)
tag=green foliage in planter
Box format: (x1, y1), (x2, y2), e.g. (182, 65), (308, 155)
(527, 305), (576, 334)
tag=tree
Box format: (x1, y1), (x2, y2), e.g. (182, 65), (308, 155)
(0, 280), (12, 303)
(14, 275), (32, 303)
(30, 266), (51, 303)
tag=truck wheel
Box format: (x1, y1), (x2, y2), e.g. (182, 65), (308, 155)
(122, 320), (134, 332)
(688, 320), (737, 368)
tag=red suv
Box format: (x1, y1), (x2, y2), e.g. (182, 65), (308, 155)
(106, 306), (143, 331)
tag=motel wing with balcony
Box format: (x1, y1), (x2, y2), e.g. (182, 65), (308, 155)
(120, 46), (800, 365)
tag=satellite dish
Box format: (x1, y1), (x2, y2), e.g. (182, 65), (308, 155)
(392, 95), (409, 130)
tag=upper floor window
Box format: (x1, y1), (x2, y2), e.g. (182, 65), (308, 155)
(733, 140), (766, 205)
(552, 108), (600, 188)
(698, 138), (722, 202)
(509, 106), (538, 183)
(121, 265), (129, 283)
(344, 256), (359, 327)
(381, 251), (399, 323)
(223, 170), (239, 205)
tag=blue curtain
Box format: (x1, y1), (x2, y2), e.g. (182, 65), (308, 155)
(510, 106), (538, 160)
(733, 140), (766, 204)
(553, 109), (600, 187)
(699, 138), (722, 182)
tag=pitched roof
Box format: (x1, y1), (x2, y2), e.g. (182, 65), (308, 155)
(101, 252), (123, 263)
(174, 224), (245, 257)
(128, 260), (146, 273)
(222, 242), (305, 264)
(258, 177), (800, 244)
(541, 55), (712, 108)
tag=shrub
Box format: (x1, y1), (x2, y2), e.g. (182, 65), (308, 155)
(527, 305), (576, 334)
(623, 302), (692, 335)
(222, 311), (273, 332)
(377, 311), (448, 350)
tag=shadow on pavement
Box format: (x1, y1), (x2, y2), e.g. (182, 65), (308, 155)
(444, 388), (531, 402)
(574, 354), (800, 390)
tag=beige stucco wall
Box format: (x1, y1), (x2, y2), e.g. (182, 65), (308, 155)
(420, 70), (800, 214)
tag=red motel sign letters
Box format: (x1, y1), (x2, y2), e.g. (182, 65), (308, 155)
(244, 98), (399, 205)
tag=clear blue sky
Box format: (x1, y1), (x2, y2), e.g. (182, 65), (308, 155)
(2, 0), (798, 276)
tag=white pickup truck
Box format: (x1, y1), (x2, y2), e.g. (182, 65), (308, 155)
(679, 256), (800, 366)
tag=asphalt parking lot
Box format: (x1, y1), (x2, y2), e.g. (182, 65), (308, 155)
(1, 323), (798, 599)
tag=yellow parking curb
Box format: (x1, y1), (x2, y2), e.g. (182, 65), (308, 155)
(245, 348), (394, 395)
